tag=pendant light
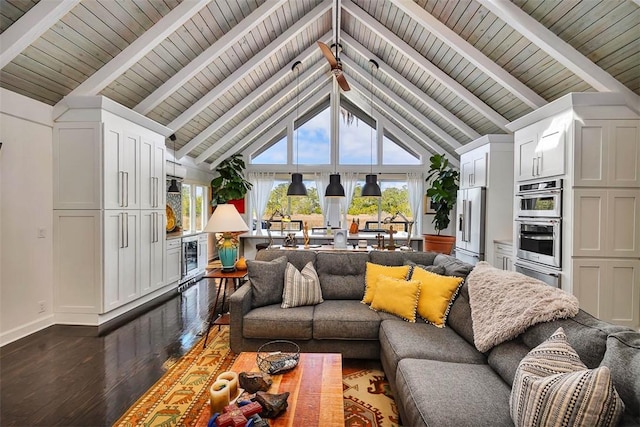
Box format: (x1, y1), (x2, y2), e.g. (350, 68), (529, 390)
(325, 4), (345, 199)
(287, 61), (308, 196)
(361, 59), (381, 197)
(167, 134), (180, 194)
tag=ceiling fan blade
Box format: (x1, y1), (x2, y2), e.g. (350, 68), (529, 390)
(317, 41), (338, 68)
(335, 71), (350, 91)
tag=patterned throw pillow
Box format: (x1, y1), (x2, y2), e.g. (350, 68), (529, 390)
(369, 275), (421, 322)
(408, 266), (463, 327)
(510, 327), (624, 427)
(362, 263), (410, 305)
(281, 262), (323, 308)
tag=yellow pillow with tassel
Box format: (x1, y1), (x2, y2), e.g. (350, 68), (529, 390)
(369, 276), (421, 322)
(409, 266), (463, 327)
(362, 263), (410, 304)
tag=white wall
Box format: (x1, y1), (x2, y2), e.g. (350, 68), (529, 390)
(0, 88), (55, 346)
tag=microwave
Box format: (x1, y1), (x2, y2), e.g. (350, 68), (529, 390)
(516, 179), (562, 218)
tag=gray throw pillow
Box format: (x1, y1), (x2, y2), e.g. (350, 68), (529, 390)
(247, 256), (287, 308)
(404, 259), (446, 276)
(600, 331), (640, 418)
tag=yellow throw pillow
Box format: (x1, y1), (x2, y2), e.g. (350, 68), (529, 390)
(370, 276), (421, 322)
(409, 266), (463, 327)
(362, 263), (411, 304)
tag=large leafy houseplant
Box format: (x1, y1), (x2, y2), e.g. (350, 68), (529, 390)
(210, 154), (252, 206)
(425, 154), (459, 234)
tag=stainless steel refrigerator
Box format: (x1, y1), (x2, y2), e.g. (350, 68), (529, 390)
(455, 187), (486, 265)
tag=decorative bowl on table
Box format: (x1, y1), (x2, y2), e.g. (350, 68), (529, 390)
(256, 340), (300, 374)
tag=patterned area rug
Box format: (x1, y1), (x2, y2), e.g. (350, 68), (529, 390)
(114, 327), (399, 426)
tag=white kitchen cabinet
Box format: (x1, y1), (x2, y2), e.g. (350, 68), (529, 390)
(494, 241), (514, 271)
(140, 137), (166, 210)
(574, 120), (640, 188)
(141, 210), (166, 295)
(53, 96), (173, 325)
(515, 117), (566, 181)
(104, 211), (140, 311)
(572, 259), (639, 329)
(197, 233), (208, 271)
(460, 144), (488, 189)
(166, 239), (182, 285)
(573, 189), (640, 258)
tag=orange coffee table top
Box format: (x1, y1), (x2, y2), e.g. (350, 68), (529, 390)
(196, 352), (344, 427)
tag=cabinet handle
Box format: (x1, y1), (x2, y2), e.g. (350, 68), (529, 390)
(120, 213), (125, 248)
(532, 158), (537, 176)
(154, 177), (158, 207)
(125, 212), (129, 248)
(119, 171), (124, 207)
(124, 172), (129, 207)
(537, 155), (542, 176)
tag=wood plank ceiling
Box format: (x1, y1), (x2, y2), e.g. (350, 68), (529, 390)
(1, 0), (638, 169)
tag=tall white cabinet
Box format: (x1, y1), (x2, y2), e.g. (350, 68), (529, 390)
(455, 135), (514, 265)
(53, 96), (173, 325)
(507, 93), (640, 329)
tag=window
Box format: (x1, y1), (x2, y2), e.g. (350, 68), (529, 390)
(252, 134), (287, 164)
(262, 179), (322, 227)
(297, 108), (330, 165)
(339, 113), (377, 165)
(182, 183), (209, 233)
(383, 135), (420, 165)
(347, 179), (412, 231)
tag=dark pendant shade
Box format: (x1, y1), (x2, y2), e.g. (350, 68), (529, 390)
(325, 173), (345, 197)
(361, 174), (381, 197)
(287, 173), (307, 196)
(167, 178), (180, 194)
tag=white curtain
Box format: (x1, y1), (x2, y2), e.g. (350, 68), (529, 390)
(341, 172), (359, 227)
(407, 172), (423, 237)
(315, 172), (331, 222)
(248, 172), (275, 235)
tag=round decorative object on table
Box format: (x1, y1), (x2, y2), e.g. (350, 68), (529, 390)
(235, 256), (247, 271)
(256, 340), (300, 374)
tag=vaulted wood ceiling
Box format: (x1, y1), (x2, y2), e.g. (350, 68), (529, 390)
(1, 0), (638, 169)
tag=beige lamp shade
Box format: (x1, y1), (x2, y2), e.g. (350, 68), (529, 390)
(204, 204), (249, 234)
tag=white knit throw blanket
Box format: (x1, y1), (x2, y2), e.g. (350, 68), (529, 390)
(467, 262), (579, 353)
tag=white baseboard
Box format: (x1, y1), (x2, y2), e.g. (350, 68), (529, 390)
(0, 315), (54, 347)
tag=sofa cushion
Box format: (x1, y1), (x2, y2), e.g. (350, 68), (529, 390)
(408, 266), (463, 327)
(255, 249), (317, 271)
(247, 255), (287, 308)
(487, 337), (532, 386)
(316, 252), (368, 300)
(520, 310), (629, 369)
(362, 263), (410, 304)
(433, 253), (474, 278)
(370, 276), (421, 322)
(313, 300), (381, 340)
(510, 327), (624, 427)
(404, 259), (446, 275)
(243, 304), (314, 340)
(281, 262), (323, 308)
(379, 319), (486, 386)
(447, 281), (476, 346)
(395, 358), (513, 427)
(369, 250), (437, 267)
(600, 331), (640, 420)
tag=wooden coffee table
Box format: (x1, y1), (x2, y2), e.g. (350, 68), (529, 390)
(196, 352), (344, 426)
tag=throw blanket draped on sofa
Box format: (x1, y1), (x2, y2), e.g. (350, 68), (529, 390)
(467, 262), (580, 353)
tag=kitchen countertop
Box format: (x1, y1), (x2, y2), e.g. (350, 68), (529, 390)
(166, 230), (207, 240)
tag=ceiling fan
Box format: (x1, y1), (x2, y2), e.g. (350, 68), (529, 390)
(317, 0), (350, 91)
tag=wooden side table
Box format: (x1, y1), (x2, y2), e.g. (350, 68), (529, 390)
(202, 268), (248, 347)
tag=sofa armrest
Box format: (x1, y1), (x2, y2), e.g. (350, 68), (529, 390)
(229, 282), (253, 353)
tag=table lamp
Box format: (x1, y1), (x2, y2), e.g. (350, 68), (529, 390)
(204, 204), (249, 272)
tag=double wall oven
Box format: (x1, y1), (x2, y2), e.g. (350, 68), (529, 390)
(514, 179), (563, 287)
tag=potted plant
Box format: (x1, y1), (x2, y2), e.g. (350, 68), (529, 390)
(211, 154), (252, 209)
(424, 154), (459, 254)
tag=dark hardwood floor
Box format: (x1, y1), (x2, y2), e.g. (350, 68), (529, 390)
(0, 278), (221, 427)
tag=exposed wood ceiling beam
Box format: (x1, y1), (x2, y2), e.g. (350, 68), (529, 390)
(345, 73), (459, 166)
(168, 0), (332, 132)
(477, 0), (640, 111)
(0, 0), (81, 69)
(342, 33), (480, 141)
(209, 85), (331, 170)
(342, 0), (509, 131)
(67, 0), (211, 97)
(194, 68), (330, 164)
(389, 0), (546, 110)
(176, 32), (332, 159)
(134, 0), (288, 115)
(342, 56), (462, 150)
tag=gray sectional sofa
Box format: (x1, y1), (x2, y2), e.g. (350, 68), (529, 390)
(229, 249), (640, 426)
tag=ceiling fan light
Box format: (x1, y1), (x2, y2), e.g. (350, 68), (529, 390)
(325, 173), (345, 198)
(168, 179), (180, 194)
(361, 174), (381, 197)
(287, 173), (308, 196)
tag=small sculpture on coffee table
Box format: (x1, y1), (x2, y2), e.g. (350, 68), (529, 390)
(215, 401), (262, 427)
